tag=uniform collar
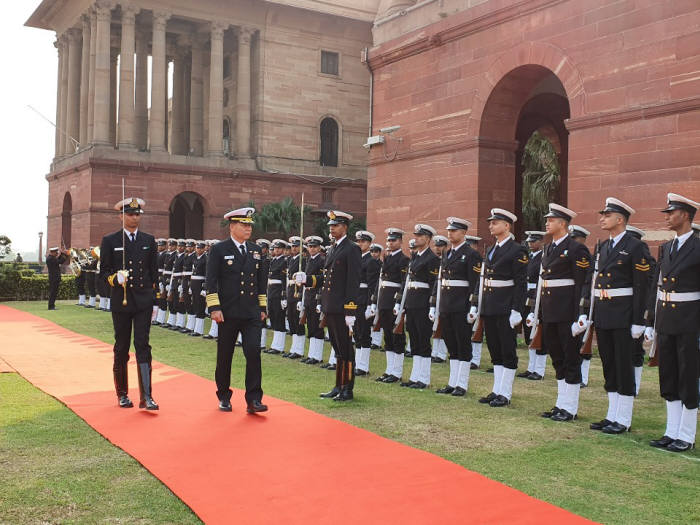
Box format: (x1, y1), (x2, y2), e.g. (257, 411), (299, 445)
(390, 248), (402, 256)
(450, 241), (466, 252)
(417, 247), (430, 256)
(124, 228), (138, 239)
(609, 230), (626, 247)
(674, 229), (694, 250)
(530, 249), (542, 257)
(230, 237), (247, 251)
(552, 233), (568, 246)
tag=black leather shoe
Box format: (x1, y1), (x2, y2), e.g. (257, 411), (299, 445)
(203, 334), (214, 340)
(602, 422), (629, 434)
(590, 418), (613, 431)
(478, 392), (497, 404)
(436, 385), (455, 394)
(527, 372), (543, 380)
(541, 407), (561, 418)
(188, 332), (201, 337)
(551, 409), (575, 422)
(667, 439), (695, 452)
(288, 354), (301, 360)
(649, 435), (675, 448)
(400, 380), (415, 387)
(327, 364), (336, 371)
(333, 390), (354, 402)
(580, 383), (588, 388)
(218, 399), (232, 412)
(300, 357), (310, 364)
(486, 367), (494, 373)
(375, 373), (389, 382)
(489, 395), (510, 407)
(431, 357), (445, 363)
(382, 375), (399, 383)
(269, 349), (282, 355)
(320, 362), (331, 369)
(151, 320), (161, 326)
(409, 381), (427, 389)
(451, 387), (466, 397)
(355, 369), (368, 376)
(516, 371), (531, 378)
(179, 328), (191, 334)
(320, 387), (340, 399)
(371, 344), (379, 350)
(247, 400), (268, 413)
(235, 341), (242, 347)
(168, 325), (181, 331)
(470, 363), (479, 370)
(281, 352), (292, 358)
(118, 395), (134, 408)
(140, 397), (159, 410)
(306, 359), (320, 365)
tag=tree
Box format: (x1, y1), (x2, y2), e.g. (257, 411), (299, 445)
(0, 235), (12, 259)
(521, 131), (560, 232)
(253, 198), (313, 239)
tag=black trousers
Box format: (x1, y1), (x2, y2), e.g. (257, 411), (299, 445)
(191, 282), (206, 318)
(75, 272), (86, 295)
(441, 311), (473, 361)
(658, 331), (699, 409)
(48, 278), (60, 308)
(483, 314), (518, 369)
(306, 306), (324, 339)
(176, 282), (187, 314)
(406, 307), (431, 358)
(112, 308), (153, 369)
(353, 304), (371, 348)
(378, 309), (405, 353)
(543, 321), (582, 384)
(87, 273), (96, 297)
(215, 316), (263, 404)
(596, 327), (635, 396)
(326, 313), (355, 390)
(184, 282), (194, 315)
(631, 338), (645, 367)
(268, 296), (285, 331)
(286, 298), (305, 336)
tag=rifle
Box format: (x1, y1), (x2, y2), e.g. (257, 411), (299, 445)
(431, 262), (443, 338)
(471, 248), (487, 343)
(319, 311), (327, 329)
(528, 264), (545, 350)
(299, 287), (307, 325)
(580, 240), (601, 355)
(372, 276), (383, 332)
(294, 193), (305, 299)
(393, 270), (411, 334)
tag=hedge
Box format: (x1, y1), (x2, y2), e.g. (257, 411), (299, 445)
(0, 262), (77, 301)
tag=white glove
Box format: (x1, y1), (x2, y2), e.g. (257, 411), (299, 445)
(509, 309), (522, 329)
(467, 306), (478, 324)
(576, 314), (588, 330)
(525, 312), (536, 327)
(345, 315), (356, 328)
(296, 301), (303, 312)
(294, 271), (306, 285)
(630, 324), (645, 339)
(166, 284), (171, 293)
(370, 304), (377, 316)
(200, 289), (206, 297)
(316, 304), (321, 314)
(364, 305), (372, 320)
(643, 326), (655, 342)
(178, 285), (183, 294)
(281, 299), (287, 309)
(429, 307), (436, 322)
(159, 283), (164, 293)
(188, 288), (192, 295)
(116, 270), (128, 285)
(393, 303), (401, 316)
(570, 322), (580, 337)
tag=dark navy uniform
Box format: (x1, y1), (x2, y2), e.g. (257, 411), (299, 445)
(303, 251), (325, 343)
(190, 249), (208, 333)
(355, 250), (381, 351)
(285, 251), (306, 342)
(267, 252), (288, 334)
(404, 247), (440, 360)
(376, 249), (409, 354)
(46, 250), (67, 309)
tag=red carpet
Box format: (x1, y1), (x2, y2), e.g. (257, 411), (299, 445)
(0, 305), (593, 524)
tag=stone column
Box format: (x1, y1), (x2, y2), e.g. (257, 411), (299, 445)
(171, 50), (186, 155)
(207, 22), (227, 157)
(236, 27), (254, 158)
(87, 10), (97, 143)
(117, 5), (139, 150)
(109, 49), (118, 146)
(134, 29), (148, 150)
(65, 28), (82, 154)
(54, 37), (65, 157)
(189, 36), (204, 156)
(79, 15), (91, 147)
(149, 11), (170, 152)
(92, 0), (114, 146)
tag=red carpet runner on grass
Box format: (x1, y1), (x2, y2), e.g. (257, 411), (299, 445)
(0, 305), (593, 524)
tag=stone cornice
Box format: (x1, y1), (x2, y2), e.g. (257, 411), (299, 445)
(369, 137), (518, 166)
(565, 96), (700, 131)
(368, 0), (567, 69)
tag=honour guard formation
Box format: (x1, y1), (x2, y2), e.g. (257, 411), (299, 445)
(64, 191), (698, 451)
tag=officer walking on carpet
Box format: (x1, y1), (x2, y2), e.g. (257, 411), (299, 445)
(46, 246), (68, 310)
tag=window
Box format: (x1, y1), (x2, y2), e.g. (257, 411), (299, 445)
(322, 188), (335, 206)
(320, 117), (339, 167)
(321, 51), (339, 76)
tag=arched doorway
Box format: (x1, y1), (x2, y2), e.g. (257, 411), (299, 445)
(169, 192), (205, 239)
(61, 192), (72, 247)
(478, 65), (570, 239)
(320, 117), (339, 167)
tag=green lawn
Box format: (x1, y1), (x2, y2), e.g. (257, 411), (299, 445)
(2, 300), (699, 525)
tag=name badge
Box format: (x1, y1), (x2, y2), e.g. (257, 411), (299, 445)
(114, 247), (124, 252)
(224, 255), (236, 260)
(620, 250), (628, 255)
(143, 246), (149, 250)
(253, 252), (261, 260)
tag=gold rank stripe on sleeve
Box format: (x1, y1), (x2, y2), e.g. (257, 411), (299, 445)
(517, 256), (529, 264)
(576, 260), (590, 268)
(635, 264), (650, 272)
(309, 275), (317, 288)
(206, 293), (221, 308)
(430, 269), (439, 275)
(258, 294), (267, 307)
(344, 301), (358, 310)
(473, 265), (481, 273)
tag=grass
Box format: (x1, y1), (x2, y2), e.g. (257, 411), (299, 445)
(3, 300), (699, 525)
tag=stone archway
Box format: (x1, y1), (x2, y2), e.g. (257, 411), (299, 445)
(169, 192), (205, 239)
(61, 192), (72, 247)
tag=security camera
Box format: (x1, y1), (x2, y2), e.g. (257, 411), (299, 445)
(379, 125), (401, 134)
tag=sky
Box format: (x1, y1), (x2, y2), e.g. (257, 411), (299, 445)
(0, 3), (56, 256)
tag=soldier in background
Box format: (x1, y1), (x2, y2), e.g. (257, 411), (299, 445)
(283, 237), (306, 358)
(299, 236), (326, 365)
(179, 240), (196, 333)
(46, 247), (68, 310)
(369, 243), (384, 350)
(189, 241), (208, 337)
(430, 235), (449, 364)
(354, 231), (380, 375)
(170, 239), (187, 331)
(266, 239), (289, 354)
(152, 239), (168, 325)
(75, 251), (87, 306)
(256, 239), (272, 350)
(567, 226), (592, 387)
(518, 231), (547, 380)
(464, 235), (483, 369)
(84, 248), (98, 308)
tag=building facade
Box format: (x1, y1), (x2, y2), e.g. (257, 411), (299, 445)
(27, 0), (376, 247)
(366, 0), (700, 245)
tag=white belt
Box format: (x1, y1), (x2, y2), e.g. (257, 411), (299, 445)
(485, 279), (514, 288)
(594, 287), (633, 298)
(172, 272), (182, 277)
(657, 290), (700, 302)
(381, 280), (402, 288)
(360, 283), (368, 289)
(527, 283), (537, 290)
(542, 279), (574, 288)
(163, 270), (172, 275)
(182, 271), (193, 276)
(158, 269), (164, 273)
(190, 275), (205, 281)
(408, 281), (430, 289)
(442, 279), (469, 287)
(268, 279), (282, 285)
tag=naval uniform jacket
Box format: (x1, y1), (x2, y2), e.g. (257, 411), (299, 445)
(646, 235), (700, 335)
(479, 239), (528, 316)
(590, 233), (650, 330)
(267, 256), (287, 300)
(405, 249), (440, 309)
(99, 230), (158, 312)
(358, 252), (382, 306)
(526, 250), (543, 306)
(285, 254), (306, 301)
(205, 239), (267, 320)
(172, 252), (186, 293)
(538, 235), (591, 324)
(374, 250), (409, 310)
(303, 253), (325, 308)
(319, 237), (362, 316)
(432, 243), (482, 314)
(190, 253), (207, 293)
(46, 253), (67, 282)
(162, 251), (176, 290)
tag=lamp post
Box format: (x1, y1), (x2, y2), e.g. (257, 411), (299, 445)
(38, 232), (43, 263)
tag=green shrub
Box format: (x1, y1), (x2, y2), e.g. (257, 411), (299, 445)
(0, 262), (77, 301)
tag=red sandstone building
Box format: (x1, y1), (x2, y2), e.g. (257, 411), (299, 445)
(366, 0), (700, 245)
